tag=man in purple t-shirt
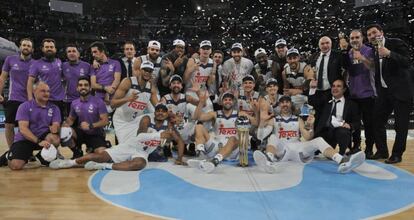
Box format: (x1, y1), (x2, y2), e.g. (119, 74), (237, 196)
(27, 38), (65, 120)
(0, 81), (61, 170)
(340, 29), (376, 157)
(89, 41), (121, 111)
(61, 76), (109, 159)
(62, 44), (91, 118)
(0, 38), (34, 148)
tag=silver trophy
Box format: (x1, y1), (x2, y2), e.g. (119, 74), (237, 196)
(236, 116), (251, 167)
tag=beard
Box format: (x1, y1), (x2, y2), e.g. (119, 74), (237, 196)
(223, 103), (233, 110)
(44, 51), (56, 60)
(79, 90), (90, 97)
(149, 53), (158, 60)
(21, 49), (31, 56)
(172, 87), (181, 94)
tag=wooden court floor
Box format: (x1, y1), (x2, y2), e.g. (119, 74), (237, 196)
(0, 132), (413, 220)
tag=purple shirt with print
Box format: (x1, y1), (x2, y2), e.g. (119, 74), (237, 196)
(2, 54), (34, 102)
(29, 58), (65, 101)
(62, 60), (91, 102)
(347, 44), (376, 99)
(69, 95), (107, 135)
(14, 100), (61, 142)
(90, 58), (121, 99)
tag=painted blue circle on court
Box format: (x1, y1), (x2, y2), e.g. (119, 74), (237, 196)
(89, 160), (414, 220)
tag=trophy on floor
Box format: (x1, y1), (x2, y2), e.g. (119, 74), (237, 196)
(236, 116), (251, 167)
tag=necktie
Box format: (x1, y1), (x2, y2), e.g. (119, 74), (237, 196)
(331, 99), (340, 117)
(327, 99), (340, 127)
(317, 54), (326, 90)
(127, 59), (132, 78)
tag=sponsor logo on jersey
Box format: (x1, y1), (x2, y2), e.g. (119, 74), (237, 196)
(194, 72), (209, 84)
(278, 127), (298, 139)
(218, 124), (237, 136)
(128, 100), (147, 110)
(142, 140), (161, 147)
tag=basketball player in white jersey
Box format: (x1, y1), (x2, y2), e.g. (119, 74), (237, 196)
(236, 75), (260, 117)
(160, 74), (199, 143)
(222, 43), (254, 89)
(258, 78), (281, 129)
(252, 48), (273, 94)
(282, 48), (314, 110)
(133, 40), (163, 85)
(254, 96), (365, 174)
(50, 104), (186, 170)
(110, 61), (159, 143)
(183, 40), (216, 111)
(187, 92), (253, 173)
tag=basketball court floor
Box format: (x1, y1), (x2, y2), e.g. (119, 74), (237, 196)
(0, 130), (413, 220)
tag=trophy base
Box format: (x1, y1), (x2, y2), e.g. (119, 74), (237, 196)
(238, 163), (249, 167)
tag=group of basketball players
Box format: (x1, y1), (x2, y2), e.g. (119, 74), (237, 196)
(0, 34), (372, 174)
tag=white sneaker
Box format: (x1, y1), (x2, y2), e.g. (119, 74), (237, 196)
(338, 151), (365, 174)
(49, 159), (74, 169)
(84, 161), (106, 170)
(253, 151), (280, 174)
(187, 159), (215, 173)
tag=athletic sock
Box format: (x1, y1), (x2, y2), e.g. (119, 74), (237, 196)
(104, 163), (113, 170)
(332, 153), (343, 164)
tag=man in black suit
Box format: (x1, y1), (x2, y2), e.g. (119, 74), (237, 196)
(366, 24), (413, 164)
(308, 36), (345, 128)
(119, 41), (137, 81)
(315, 78), (361, 155)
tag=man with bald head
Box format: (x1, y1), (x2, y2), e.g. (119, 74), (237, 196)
(308, 36), (345, 128)
(0, 81), (61, 170)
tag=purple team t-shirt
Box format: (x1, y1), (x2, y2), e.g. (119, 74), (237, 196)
(348, 44), (376, 99)
(90, 58), (121, 99)
(2, 54), (34, 102)
(29, 58), (65, 101)
(14, 100), (61, 143)
(69, 95), (107, 135)
(62, 60), (91, 102)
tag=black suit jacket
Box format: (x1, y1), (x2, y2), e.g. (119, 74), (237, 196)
(118, 57), (136, 81)
(309, 50), (345, 85)
(373, 38), (413, 101)
(315, 98), (360, 135)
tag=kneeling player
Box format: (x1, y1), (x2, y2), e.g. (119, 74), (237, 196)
(50, 104), (186, 171)
(254, 96), (365, 174)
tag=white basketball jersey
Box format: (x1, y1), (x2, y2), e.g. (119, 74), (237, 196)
(134, 115), (169, 154)
(115, 77), (152, 122)
(238, 89), (259, 116)
(263, 95), (279, 115)
(186, 58), (213, 90)
(273, 115), (301, 144)
(284, 62), (306, 88)
(140, 55), (162, 81)
(214, 110), (238, 139)
(254, 60), (273, 81)
(163, 93), (187, 118)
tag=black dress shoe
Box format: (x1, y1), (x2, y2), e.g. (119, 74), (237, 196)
(385, 156), (402, 164)
(365, 151), (374, 159)
(368, 152), (389, 160)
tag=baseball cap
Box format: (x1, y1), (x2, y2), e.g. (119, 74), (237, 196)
(266, 78), (278, 87)
(173, 39), (185, 47)
(169, 74), (183, 84)
(275, 39), (287, 47)
(200, 40), (212, 48)
(221, 92), (235, 101)
(148, 40), (161, 49)
(155, 103), (168, 111)
(254, 48), (267, 57)
(60, 127), (73, 146)
(231, 43), (243, 51)
(286, 48), (299, 57)
(242, 75), (255, 82)
(140, 61), (154, 70)
(40, 144), (57, 162)
(279, 95), (292, 102)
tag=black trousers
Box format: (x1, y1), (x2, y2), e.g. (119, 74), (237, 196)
(318, 127), (352, 155)
(351, 97), (375, 152)
(374, 88), (411, 157)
